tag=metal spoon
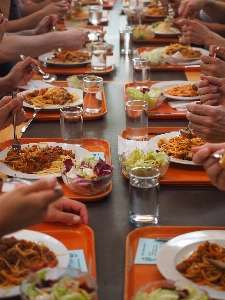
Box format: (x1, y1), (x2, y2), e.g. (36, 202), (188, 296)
(20, 54), (57, 83)
(207, 258), (225, 270)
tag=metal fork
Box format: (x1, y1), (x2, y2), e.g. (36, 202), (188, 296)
(21, 106), (42, 133)
(12, 92), (21, 151)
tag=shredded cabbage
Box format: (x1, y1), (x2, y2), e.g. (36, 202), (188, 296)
(139, 49), (167, 66)
(126, 87), (163, 108)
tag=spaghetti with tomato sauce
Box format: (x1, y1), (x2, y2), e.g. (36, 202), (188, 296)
(176, 241), (225, 290)
(2, 144), (76, 175)
(0, 236), (58, 287)
(157, 133), (207, 161)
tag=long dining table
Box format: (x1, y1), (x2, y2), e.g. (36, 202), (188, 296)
(3, 1), (225, 300)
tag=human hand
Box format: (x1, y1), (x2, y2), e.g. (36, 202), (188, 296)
(0, 96), (26, 130)
(0, 177), (63, 237)
(186, 102), (225, 142)
(178, 0), (203, 19)
(200, 54), (225, 78)
(176, 18), (212, 45)
(197, 74), (225, 105)
(44, 197), (88, 225)
(34, 14), (58, 35)
(59, 29), (88, 50)
(41, 1), (69, 19)
(192, 143), (225, 190)
(4, 57), (37, 91)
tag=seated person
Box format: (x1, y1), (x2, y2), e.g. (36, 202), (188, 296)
(200, 45), (225, 78)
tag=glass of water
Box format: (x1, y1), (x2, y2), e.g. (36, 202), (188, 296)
(129, 166), (160, 227)
(83, 75), (103, 115)
(60, 106), (83, 146)
(88, 5), (102, 26)
(133, 57), (151, 88)
(125, 100), (148, 141)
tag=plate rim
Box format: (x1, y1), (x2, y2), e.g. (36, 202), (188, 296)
(0, 229), (69, 298)
(0, 142), (93, 179)
(156, 230), (225, 299)
(20, 87), (83, 110)
(38, 51), (92, 66)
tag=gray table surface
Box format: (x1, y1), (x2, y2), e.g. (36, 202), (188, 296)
(21, 3), (225, 300)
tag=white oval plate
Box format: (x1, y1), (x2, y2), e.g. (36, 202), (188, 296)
(151, 81), (199, 101)
(38, 51), (92, 66)
(148, 131), (197, 165)
(0, 229), (69, 298)
(0, 142), (93, 179)
(156, 230), (225, 300)
(20, 87), (83, 110)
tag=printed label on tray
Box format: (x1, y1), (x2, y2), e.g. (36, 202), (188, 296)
(91, 152), (105, 160)
(134, 238), (166, 264)
(69, 249), (88, 271)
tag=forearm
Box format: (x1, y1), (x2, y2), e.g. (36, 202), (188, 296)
(0, 1), (10, 18)
(0, 32), (62, 62)
(21, 0), (52, 17)
(0, 77), (14, 93)
(197, 20), (225, 38)
(201, 0), (225, 23)
(6, 10), (49, 32)
(203, 31), (225, 47)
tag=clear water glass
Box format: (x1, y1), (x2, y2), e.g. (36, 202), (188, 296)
(133, 57), (151, 88)
(83, 75), (103, 114)
(129, 166), (160, 227)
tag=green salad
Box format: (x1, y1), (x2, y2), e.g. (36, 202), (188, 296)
(126, 87), (164, 108)
(120, 149), (169, 174)
(23, 270), (95, 300)
(133, 284), (209, 300)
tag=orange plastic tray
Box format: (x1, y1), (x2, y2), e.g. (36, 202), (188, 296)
(124, 225), (225, 300)
(136, 46), (201, 71)
(133, 36), (179, 44)
(0, 138), (112, 202)
(124, 82), (187, 119)
(23, 82), (107, 121)
(120, 128), (211, 185)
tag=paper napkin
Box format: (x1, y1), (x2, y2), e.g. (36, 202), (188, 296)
(166, 51), (201, 66)
(17, 80), (55, 90)
(168, 101), (191, 111)
(91, 53), (116, 68)
(118, 135), (158, 155)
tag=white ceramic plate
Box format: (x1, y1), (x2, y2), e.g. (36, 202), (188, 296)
(151, 81), (199, 100)
(38, 51), (92, 66)
(0, 142), (93, 179)
(20, 87), (83, 110)
(19, 87), (83, 110)
(148, 131), (196, 165)
(156, 230), (225, 300)
(0, 229), (69, 298)
(154, 30), (181, 36)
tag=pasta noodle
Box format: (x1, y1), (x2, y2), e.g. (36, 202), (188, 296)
(0, 236), (58, 288)
(165, 84), (198, 97)
(146, 7), (167, 16)
(176, 241), (225, 290)
(23, 87), (80, 107)
(157, 133), (207, 160)
(1, 143), (76, 174)
(49, 50), (91, 63)
(163, 43), (202, 58)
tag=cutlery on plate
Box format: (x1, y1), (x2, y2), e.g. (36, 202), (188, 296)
(20, 54), (57, 83)
(20, 106), (42, 133)
(11, 92), (21, 151)
(207, 258), (225, 270)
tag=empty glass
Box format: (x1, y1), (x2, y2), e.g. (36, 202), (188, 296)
(89, 6), (102, 26)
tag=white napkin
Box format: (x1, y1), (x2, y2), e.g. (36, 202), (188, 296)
(17, 80), (55, 90)
(91, 54), (115, 68)
(168, 101), (191, 111)
(118, 135), (158, 155)
(166, 51), (201, 66)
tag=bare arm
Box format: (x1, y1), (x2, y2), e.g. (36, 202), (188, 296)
(6, 2), (69, 32)
(21, 0), (52, 17)
(0, 30), (87, 62)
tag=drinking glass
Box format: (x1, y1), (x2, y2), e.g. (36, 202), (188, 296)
(129, 166), (160, 227)
(91, 42), (108, 71)
(119, 26), (133, 54)
(89, 5), (102, 26)
(133, 57), (151, 88)
(83, 75), (103, 114)
(125, 100), (148, 141)
(60, 106), (83, 146)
